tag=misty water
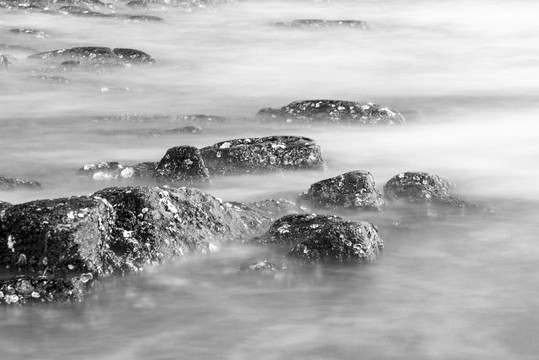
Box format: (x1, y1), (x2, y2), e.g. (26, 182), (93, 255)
(2, 0), (539, 359)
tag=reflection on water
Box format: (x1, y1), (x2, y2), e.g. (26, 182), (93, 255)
(1, 0), (539, 359)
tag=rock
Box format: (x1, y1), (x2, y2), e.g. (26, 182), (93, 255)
(297, 170), (385, 212)
(251, 213), (383, 263)
(148, 126), (205, 136)
(57, 5), (113, 17)
(78, 161), (135, 180)
(257, 100), (405, 125)
(94, 186), (267, 274)
(246, 198), (300, 219)
(0, 195), (116, 277)
(28, 46), (154, 65)
(276, 19), (369, 30)
(119, 14), (164, 22)
(0, 201), (11, 211)
(154, 146), (210, 185)
(126, 0), (147, 7)
(0, 54), (9, 69)
(176, 114), (228, 124)
(132, 162), (158, 179)
(9, 28), (49, 38)
(0, 275), (92, 305)
(223, 201), (273, 232)
(200, 135), (327, 176)
(0, 175), (41, 190)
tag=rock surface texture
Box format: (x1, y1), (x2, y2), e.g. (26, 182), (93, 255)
(200, 135), (327, 175)
(257, 100), (405, 125)
(154, 146), (210, 185)
(298, 170), (385, 211)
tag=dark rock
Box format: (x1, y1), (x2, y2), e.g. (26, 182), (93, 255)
(9, 28), (49, 38)
(0, 176), (41, 190)
(251, 213), (383, 263)
(383, 172), (454, 203)
(276, 19), (369, 30)
(0, 275), (92, 305)
(223, 201), (273, 232)
(112, 48), (155, 63)
(157, 126), (205, 135)
(297, 170), (385, 212)
(154, 146), (210, 185)
(200, 135), (327, 176)
(0, 195), (116, 277)
(58, 5), (113, 17)
(78, 162), (135, 180)
(132, 162), (158, 179)
(120, 14), (164, 22)
(257, 100), (405, 125)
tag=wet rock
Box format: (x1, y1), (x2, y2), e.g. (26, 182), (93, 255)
(257, 100), (405, 125)
(78, 161), (135, 180)
(94, 186), (267, 274)
(0, 0), (48, 10)
(200, 135), (327, 176)
(154, 146), (210, 185)
(297, 170), (385, 212)
(0, 176), (41, 190)
(0, 275), (92, 305)
(251, 214), (383, 263)
(0, 195), (116, 277)
(9, 28), (49, 38)
(276, 19), (369, 30)
(150, 126), (205, 135)
(28, 46), (154, 65)
(132, 162), (158, 179)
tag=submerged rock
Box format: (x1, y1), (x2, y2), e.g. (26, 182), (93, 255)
(154, 146), (210, 185)
(0, 54), (10, 69)
(29, 74), (71, 83)
(9, 28), (49, 38)
(298, 170), (385, 212)
(276, 19), (369, 30)
(252, 214), (383, 262)
(0, 175), (41, 190)
(0, 275), (92, 305)
(257, 100), (405, 125)
(0, 195), (116, 277)
(78, 161), (135, 180)
(200, 135), (327, 176)
(28, 46), (154, 65)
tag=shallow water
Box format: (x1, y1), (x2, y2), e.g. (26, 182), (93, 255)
(1, 0), (539, 359)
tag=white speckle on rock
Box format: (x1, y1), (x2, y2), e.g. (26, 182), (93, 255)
(7, 235), (15, 252)
(277, 224), (291, 234)
(68, 264), (75, 270)
(220, 142), (231, 149)
(5, 294), (19, 304)
(83, 164), (95, 171)
(208, 243), (220, 253)
(121, 167), (135, 178)
(67, 211), (75, 220)
(31, 291), (40, 298)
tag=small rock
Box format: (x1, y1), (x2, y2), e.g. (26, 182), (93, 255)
(276, 19), (369, 30)
(200, 135), (327, 176)
(297, 170), (385, 212)
(0, 175), (41, 190)
(0, 54), (10, 69)
(154, 146), (210, 185)
(9, 28), (49, 38)
(257, 100), (405, 125)
(28, 46), (154, 65)
(112, 48), (155, 64)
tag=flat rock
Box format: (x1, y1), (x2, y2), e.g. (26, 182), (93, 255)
(0, 275), (92, 305)
(28, 46), (154, 65)
(297, 170), (385, 211)
(154, 146), (210, 185)
(0, 175), (41, 190)
(257, 100), (405, 125)
(200, 135), (327, 176)
(276, 19), (369, 30)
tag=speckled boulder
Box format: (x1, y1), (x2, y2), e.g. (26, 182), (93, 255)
(0, 275), (93, 305)
(78, 161), (135, 180)
(94, 186), (268, 274)
(200, 135), (327, 176)
(256, 100), (405, 125)
(276, 19), (369, 30)
(384, 172), (454, 203)
(154, 146), (210, 185)
(297, 170), (385, 211)
(251, 213), (382, 262)
(0, 195), (116, 277)
(0, 175), (42, 190)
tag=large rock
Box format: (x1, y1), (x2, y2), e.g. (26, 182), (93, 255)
(257, 100), (405, 125)
(200, 135), (327, 176)
(252, 214), (383, 262)
(0, 175), (41, 190)
(276, 19), (369, 30)
(297, 170), (385, 211)
(0, 195), (116, 277)
(384, 171), (477, 208)
(154, 146), (210, 185)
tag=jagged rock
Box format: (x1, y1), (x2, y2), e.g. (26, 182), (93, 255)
(251, 213), (383, 263)
(0, 195), (116, 277)
(78, 161), (135, 180)
(257, 100), (405, 125)
(0, 175), (41, 190)
(276, 19), (369, 30)
(384, 171), (477, 209)
(132, 162), (158, 179)
(297, 170), (385, 212)
(154, 146), (210, 185)
(9, 28), (49, 38)
(0, 275), (93, 305)
(200, 135), (327, 176)
(28, 46), (154, 65)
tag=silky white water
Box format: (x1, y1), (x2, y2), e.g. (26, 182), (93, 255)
(1, 0), (539, 359)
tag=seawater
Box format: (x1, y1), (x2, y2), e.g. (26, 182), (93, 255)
(1, 0), (539, 359)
